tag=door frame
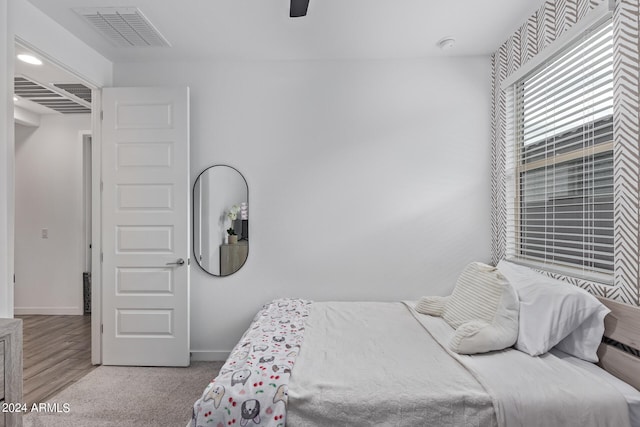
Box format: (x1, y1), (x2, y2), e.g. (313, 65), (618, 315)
(90, 88), (102, 365)
(13, 36), (103, 364)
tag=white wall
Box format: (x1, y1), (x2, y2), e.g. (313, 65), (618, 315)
(115, 57), (492, 359)
(14, 106), (40, 127)
(14, 115), (91, 315)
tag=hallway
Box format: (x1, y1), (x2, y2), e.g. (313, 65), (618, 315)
(17, 315), (94, 406)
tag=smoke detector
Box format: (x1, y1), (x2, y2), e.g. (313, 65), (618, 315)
(73, 7), (170, 48)
(437, 37), (456, 50)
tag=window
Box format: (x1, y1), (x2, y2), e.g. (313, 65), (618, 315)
(511, 21), (614, 280)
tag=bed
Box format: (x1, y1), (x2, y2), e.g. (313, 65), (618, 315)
(190, 262), (640, 427)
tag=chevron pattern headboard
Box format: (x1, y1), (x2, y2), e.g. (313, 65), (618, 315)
(490, 0), (640, 307)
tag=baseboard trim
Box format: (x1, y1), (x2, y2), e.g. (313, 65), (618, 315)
(190, 350), (230, 362)
(14, 306), (83, 315)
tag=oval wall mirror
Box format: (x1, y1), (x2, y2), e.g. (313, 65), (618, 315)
(193, 165), (248, 276)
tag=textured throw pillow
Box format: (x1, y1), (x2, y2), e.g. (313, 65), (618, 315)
(415, 296), (449, 316)
(440, 262), (519, 354)
(442, 262), (515, 327)
(497, 260), (609, 358)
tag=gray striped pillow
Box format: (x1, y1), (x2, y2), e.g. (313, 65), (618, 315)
(442, 262), (507, 329)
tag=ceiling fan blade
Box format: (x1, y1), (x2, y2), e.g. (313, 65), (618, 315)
(290, 0), (310, 17)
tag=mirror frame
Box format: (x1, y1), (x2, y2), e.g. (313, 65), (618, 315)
(193, 164), (249, 277)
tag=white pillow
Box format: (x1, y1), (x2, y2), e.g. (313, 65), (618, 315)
(497, 260), (609, 358)
(554, 307), (609, 362)
(442, 262), (519, 354)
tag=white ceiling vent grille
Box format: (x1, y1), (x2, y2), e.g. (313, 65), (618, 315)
(73, 7), (170, 48)
(15, 77), (91, 114)
(54, 84), (92, 103)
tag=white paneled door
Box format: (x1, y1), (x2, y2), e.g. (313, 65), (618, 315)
(101, 87), (190, 366)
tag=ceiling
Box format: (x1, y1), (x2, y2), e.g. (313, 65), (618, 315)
(14, 44), (92, 116)
(25, 0), (546, 62)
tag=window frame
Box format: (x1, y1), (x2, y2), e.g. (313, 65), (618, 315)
(508, 19), (615, 285)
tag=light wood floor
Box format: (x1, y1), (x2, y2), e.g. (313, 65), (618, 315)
(16, 315), (95, 406)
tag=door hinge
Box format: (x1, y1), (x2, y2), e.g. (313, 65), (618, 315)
(188, 258), (191, 266)
(101, 253), (104, 263)
(13, 274), (15, 284)
(100, 111), (103, 120)
(101, 324), (104, 334)
(100, 181), (103, 192)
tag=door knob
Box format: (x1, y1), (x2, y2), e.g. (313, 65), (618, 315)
(166, 258), (185, 266)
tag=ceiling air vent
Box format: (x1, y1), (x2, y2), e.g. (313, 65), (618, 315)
(73, 7), (170, 48)
(15, 76), (91, 114)
(54, 84), (92, 103)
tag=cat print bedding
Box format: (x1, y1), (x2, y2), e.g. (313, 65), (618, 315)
(191, 299), (311, 427)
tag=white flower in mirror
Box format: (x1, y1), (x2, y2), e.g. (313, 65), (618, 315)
(227, 205), (240, 221)
(227, 205), (241, 239)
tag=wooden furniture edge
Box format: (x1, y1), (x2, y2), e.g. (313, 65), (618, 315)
(596, 297), (640, 391)
(597, 296), (640, 350)
(597, 343), (640, 391)
(1, 318), (23, 427)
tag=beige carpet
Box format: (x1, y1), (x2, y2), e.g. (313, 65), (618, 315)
(23, 361), (223, 427)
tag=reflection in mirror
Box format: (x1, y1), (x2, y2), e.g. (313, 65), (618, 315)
(194, 165), (248, 276)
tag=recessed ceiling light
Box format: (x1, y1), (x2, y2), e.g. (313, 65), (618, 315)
(17, 54), (43, 65)
(437, 37), (456, 50)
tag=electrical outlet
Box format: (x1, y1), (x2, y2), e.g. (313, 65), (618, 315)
(42, 228), (48, 239)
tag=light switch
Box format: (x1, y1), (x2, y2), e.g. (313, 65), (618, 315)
(42, 228), (48, 239)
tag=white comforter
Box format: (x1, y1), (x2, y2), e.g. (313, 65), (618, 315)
(287, 301), (497, 426)
(286, 301), (631, 427)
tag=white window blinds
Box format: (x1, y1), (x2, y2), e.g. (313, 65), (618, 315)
(509, 21), (614, 280)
